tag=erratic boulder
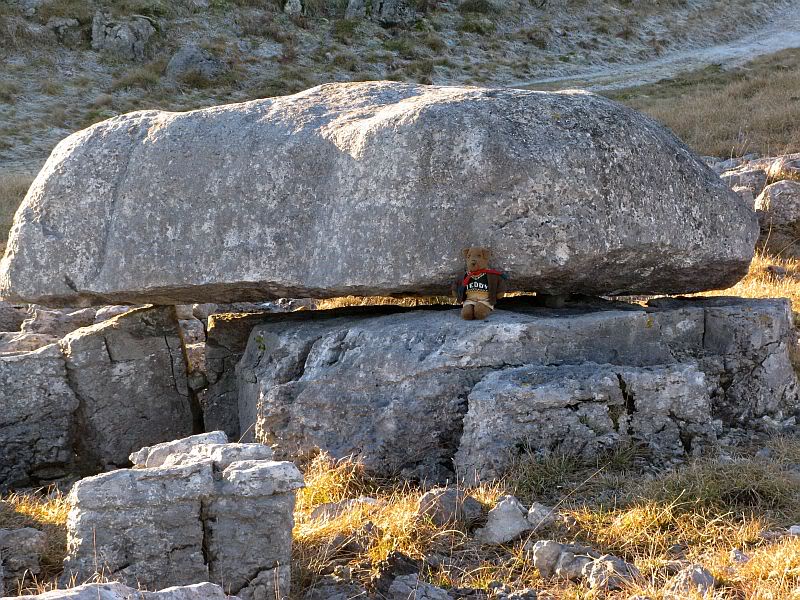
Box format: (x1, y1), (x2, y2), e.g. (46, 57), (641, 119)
(0, 82), (756, 306)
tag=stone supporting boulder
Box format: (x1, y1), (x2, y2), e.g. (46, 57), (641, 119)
(455, 362), (714, 482)
(0, 82), (756, 306)
(234, 297), (797, 482)
(62, 434), (303, 600)
(0, 307), (194, 491)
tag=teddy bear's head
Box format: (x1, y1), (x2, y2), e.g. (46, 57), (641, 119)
(462, 247), (491, 272)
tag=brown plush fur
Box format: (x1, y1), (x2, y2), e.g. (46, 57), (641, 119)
(459, 247), (498, 321)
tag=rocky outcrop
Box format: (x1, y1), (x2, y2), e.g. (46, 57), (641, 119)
(90, 11), (155, 61)
(235, 297), (798, 482)
(7, 582), (239, 600)
(0, 307), (194, 491)
(0, 82), (756, 306)
(456, 362), (714, 482)
(59, 306), (194, 468)
(62, 434), (303, 600)
(0, 344), (79, 490)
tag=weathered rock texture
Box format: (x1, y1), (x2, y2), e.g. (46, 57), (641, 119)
(62, 434), (302, 600)
(0, 527), (47, 594)
(456, 362), (714, 481)
(0, 307), (193, 491)
(3, 581), (239, 600)
(235, 297), (798, 482)
(0, 82), (756, 306)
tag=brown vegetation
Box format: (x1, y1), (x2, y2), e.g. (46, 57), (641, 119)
(609, 49), (800, 158)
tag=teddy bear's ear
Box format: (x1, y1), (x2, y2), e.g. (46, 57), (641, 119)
(462, 248), (471, 259)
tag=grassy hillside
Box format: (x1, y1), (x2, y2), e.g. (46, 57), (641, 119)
(607, 48), (800, 158)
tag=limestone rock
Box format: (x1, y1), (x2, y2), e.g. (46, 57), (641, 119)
(7, 582), (239, 600)
(284, 0), (302, 14)
(767, 153), (800, 183)
(236, 297), (796, 482)
(21, 306), (96, 338)
(303, 576), (368, 600)
(528, 540), (563, 578)
(526, 503), (557, 529)
(0, 345), (79, 490)
(0, 306), (193, 490)
(94, 305), (135, 323)
(0, 82), (756, 306)
(664, 565), (715, 598)
(455, 362), (715, 483)
(179, 317), (206, 344)
(372, 0), (416, 25)
(46, 17), (82, 47)
(721, 166), (767, 197)
(0, 331), (58, 354)
(344, 0), (367, 18)
(416, 487), (483, 527)
(388, 575), (449, 600)
(166, 44), (227, 82)
(0, 527), (47, 591)
(129, 431), (229, 468)
(59, 306), (193, 468)
(63, 438), (303, 599)
(475, 495), (530, 544)
(583, 554), (641, 591)
(91, 11), (155, 60)
(755, 180), (800, 252)
(0, 301), (26, 332)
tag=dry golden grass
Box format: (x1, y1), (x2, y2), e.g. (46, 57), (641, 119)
(0, 172), (31, 257)
(292, 443), (800, 600)
(0, 489), (69, 595)
(697, 251), (800, 312)
(609, 49), (800, 157)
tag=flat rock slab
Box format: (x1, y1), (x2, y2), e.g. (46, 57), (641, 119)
(0, 82), (756, 306)
(235, 297), (797, 482)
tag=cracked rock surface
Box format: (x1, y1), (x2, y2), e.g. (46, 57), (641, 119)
(0, 306), (193, 491)
(62, 434), (303, 600)
(0, 82), (756, 306)
(235, 296), (798, 482)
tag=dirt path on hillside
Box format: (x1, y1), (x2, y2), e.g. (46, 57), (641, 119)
(520, 5), (800, 91)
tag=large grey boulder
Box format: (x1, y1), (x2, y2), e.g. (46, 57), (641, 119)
(0, 82), (756, 306)
(235, 297), (797, 482)
(63, 436), (303, 600)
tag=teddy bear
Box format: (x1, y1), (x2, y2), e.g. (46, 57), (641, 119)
(452, 247), (507, 320)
